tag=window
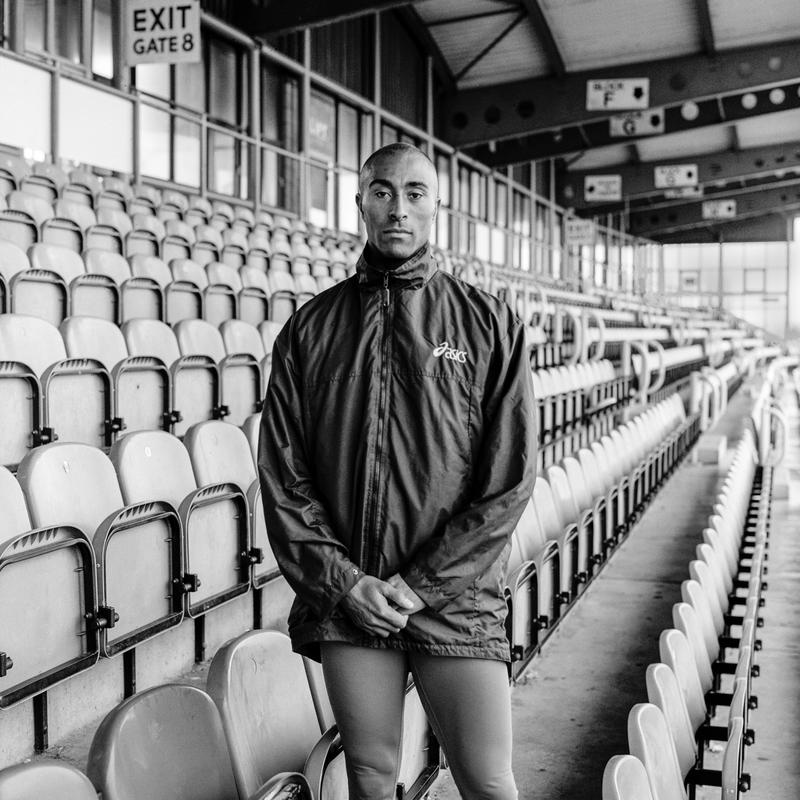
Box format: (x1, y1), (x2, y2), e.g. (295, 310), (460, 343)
(311, 16), (373, 98)
(91, 0), (113, 79)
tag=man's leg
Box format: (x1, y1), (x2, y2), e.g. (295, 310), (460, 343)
(320, 643), (408, 800)
(410, 654), (517, 800)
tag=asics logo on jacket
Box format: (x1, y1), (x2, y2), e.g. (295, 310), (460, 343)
(432, 341), (468, 363)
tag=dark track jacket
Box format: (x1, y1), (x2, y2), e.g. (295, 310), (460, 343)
(258, 244), (536, 662)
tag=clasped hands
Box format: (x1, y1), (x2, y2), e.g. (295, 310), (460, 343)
(339, 573), (426, 637)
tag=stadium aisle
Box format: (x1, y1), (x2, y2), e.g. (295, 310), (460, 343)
(430, 385), (759, 800)
(744, 386), (800, 799)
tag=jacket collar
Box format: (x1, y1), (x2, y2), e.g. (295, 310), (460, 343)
(356, 242), (438, 292)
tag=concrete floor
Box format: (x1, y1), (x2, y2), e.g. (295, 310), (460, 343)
(431, 380), (800, 800)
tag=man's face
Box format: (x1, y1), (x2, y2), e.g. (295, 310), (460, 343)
(357, 150), (439, 260)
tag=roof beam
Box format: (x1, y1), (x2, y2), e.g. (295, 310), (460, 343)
(520, 0), (566, 79)
(399, 7), (456, 93)
(453, 12), (527, 83)
(233, 0), (420, 35)
(558, 141), (800, 210)
(694, 0), (716, 57)
(442, 39), (800, 149)
(627, 180), (800, 236)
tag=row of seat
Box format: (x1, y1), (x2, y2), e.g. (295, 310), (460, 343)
(0, 239), (348, 329)
(602, 428), (771, 799)
(0, 628), (438, 800)
(505, 393), (700, 679)
(0, 189), (359, 274)
(0, 417), (276, 708)
(0, 313), (285, 465)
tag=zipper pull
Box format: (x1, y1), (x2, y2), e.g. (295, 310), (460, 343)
(382, 273), (390, 308)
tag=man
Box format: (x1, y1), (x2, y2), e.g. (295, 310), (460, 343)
(259, 143), (536, 800)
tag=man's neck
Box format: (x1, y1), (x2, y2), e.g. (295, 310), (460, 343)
(364, 242), (427, 270)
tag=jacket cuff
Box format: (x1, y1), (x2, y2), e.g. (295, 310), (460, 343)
(323, 561), (365, 618)
(401, 565), (450, 612)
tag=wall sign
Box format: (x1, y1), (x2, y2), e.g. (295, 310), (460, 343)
(654, 164), (698, 188)
(584, 174), (622, 202)
(586, 79), (649, 110)
(125, 0), (201, 65)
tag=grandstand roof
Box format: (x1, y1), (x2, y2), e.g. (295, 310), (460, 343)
(237, 0), (800, 241)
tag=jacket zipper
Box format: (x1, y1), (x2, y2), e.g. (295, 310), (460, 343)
(362, 272), (393, 577)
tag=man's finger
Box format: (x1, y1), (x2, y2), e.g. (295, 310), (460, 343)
(384, 584), (414, 610)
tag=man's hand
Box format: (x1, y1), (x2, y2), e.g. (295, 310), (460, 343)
(387, 574), (426, 614)
(339, 576), (415, 637)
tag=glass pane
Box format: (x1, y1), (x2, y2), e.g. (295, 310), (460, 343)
(92, 0), (113, 78)
(435, 152), (450, 207)
(209, 129), (236, 196)
(136, 64), (170, 98)
(175, 58), (204, 112)
(262, 147), (300, 214)
(55, 0), (82, 63)
(139, 104), (170, 180)
(208, 38), (238, 126)
(308, 91), (336, 162)
(337, 170), (359, 235)
(0, 53), (51, 155)
(360, 113), (373, 163)
(381, 124), (398, 146)
(308, 163), (330, 228)
(23, 0), (47, 52)
(60, 78), (133, 171)
(174, 117), (200, 187)
(338, 103), (359, 171)
(436, 210), (449, 249)
(262, 60), (299, 151)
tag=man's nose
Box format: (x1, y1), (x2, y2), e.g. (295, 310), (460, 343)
(389, 195), (408, 220)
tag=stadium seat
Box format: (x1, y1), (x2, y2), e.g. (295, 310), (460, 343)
(531, 476), (583, 606)
(192, 223), (223, 265)
(17, 441), (183, 657)
(175, 318), (262, 427)
(505, 499), (553, 674)
(545, 465), (592, 587)
(206, 630), (328, 798)
(96, 176), (132, 212)
(602, 755), (655, 800)
(127, 212), (164, 257)
(64, 168), (102, 206)
(258, 320), (283, 364)
(183, 419), (277, 585)
(627, 703), (687, 800)
(110, 430), (250, 617)
(84, 248), (161, 322)
(0, 759), (98, 799)
(129, 182), (160, 216)
(162, 218), (194, 262)
(239, 266), (271, 325)
(0, 463), (99, 707)
(220, 318), (269, 378)
(123, 318), (223, 436)
(0, 153), (28, 198)
(0, 312), (112, 451)
(0, 238), (30, 314)
(30, 242), (119, 324)
(0, 201), (39, 250)
(60, 315), (171, 436)
(167, 257), (206, 323)
(221, 228), (248, 268)
(87, 683), (311, 800)
(204, 261), (240, 325)
(90, 207), (129, 253)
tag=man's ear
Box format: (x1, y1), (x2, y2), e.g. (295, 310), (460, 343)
(356, 193), (364, 221)
(432, 197), (440, 222)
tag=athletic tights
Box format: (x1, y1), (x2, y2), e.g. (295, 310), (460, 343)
(320, 643), (518, 800)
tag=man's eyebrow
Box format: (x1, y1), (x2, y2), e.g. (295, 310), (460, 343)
(367, 178), (431, 189)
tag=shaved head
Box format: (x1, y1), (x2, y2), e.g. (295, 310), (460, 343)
(358, 143), (439, 197)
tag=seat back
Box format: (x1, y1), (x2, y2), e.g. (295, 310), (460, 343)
(206, 630), (322, 798)
(87, 684), (240, 800)
(17, 442), (122, 534)
(0, 759), (98, 800)
(645, 663), (697, 779)
(602, 755), (655, 800)
(122, 318), (181, 365)
(658, 628), (707, 733)
(61, 315), (128, 372)
(627, 703), (688, 800)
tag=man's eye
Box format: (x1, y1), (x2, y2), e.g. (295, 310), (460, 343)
(408, 192), (423, 200)
(375, 191), (390, 199)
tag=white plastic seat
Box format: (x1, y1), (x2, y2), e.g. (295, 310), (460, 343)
(61, 315), (171, 437)
(602, 755), (655, 800)
(123, 318), (222, 436)
(87, 683), (310, 800)
(167, 257), (206, 323)
(17, 441), (182, 659)
(175, 318), (262, 427)
(184, 420), (277, 584)
(0, 759), (99, 800)
(627, 703), (688, 800)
